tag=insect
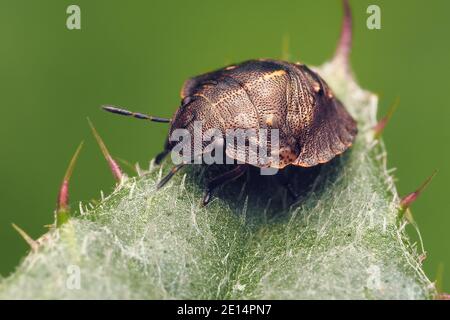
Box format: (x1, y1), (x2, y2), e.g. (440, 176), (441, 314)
(103, 59), (357, 205)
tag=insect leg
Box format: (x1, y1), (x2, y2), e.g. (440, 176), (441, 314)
(157, 163), (185, 189)
(155, 139), (172, 165)
(202, 165), (248, 206)
(276, 172), (299, 199)
(155, 150), (169, 164)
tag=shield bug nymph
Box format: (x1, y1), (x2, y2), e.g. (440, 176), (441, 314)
(103, 58), (357, 205)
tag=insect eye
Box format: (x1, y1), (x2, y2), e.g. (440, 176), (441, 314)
(181, 96), (194, 108)
(201, 80), (218, 86)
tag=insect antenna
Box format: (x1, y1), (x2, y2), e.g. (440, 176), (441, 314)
(157, 163), (186, 189)
(102, 105), (171, 123)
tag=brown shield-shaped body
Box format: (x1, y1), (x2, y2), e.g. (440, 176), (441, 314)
(169, 59), (357, 169)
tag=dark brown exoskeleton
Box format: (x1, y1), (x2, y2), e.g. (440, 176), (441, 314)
(103, 59), (357, 205)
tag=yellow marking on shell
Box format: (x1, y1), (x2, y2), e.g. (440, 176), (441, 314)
(265, 114), (274, 126)
(269, 147), (298, 168)
(225, 65), (237, 70)
(263, 70), (286, 80)
(193, 93), (212, 104)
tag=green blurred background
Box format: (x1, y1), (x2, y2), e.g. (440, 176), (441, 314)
(0, 0), (449, 292)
